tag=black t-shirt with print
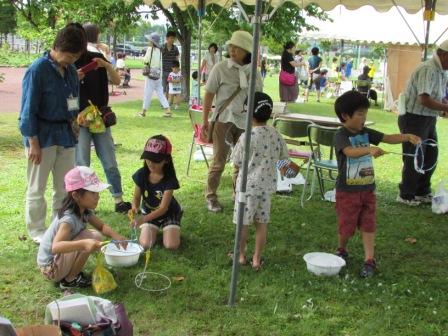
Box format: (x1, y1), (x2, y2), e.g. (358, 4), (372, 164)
(334, 127), (384, 192)
(132, 167), (181, 218)
(75, 51), (109, 111)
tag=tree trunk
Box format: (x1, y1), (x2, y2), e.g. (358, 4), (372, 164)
(180, 33), (191, 102)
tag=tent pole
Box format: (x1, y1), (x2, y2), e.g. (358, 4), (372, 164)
(197, 0), (205, 105)
(423, 0), (437, 61)
(228, 0), (262, 308)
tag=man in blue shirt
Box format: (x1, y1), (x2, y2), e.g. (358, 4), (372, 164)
(19, 23), (87, 244)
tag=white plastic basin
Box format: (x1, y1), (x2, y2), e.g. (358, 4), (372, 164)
(303, 252), (346, 276)
(103, 242), (142, 267)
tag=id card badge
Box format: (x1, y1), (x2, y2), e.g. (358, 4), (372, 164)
(67, 97), (79, 111)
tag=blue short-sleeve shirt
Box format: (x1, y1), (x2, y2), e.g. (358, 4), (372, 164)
(19, 51), (80, 148)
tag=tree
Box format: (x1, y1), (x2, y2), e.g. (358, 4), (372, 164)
(9, 0), (143, 51)
(0, 0), (17, 47)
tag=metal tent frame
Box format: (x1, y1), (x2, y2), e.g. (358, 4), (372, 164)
(144, 0), (447, 307)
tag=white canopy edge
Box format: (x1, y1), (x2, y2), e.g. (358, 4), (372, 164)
(143, 0), (448, 15)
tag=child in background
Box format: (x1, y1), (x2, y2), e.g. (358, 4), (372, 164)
(190, 70), (200, 108)
(116, 53), (131, 87)
(334, 91), (420, 277)
(334, 63), (346, 97)
(37, 166), (127, 289)
(232, 92), (289, 270)
(131, 135), (182, 250)
(167, 60), (182, 110)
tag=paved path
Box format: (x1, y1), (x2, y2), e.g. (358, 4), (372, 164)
(0, 67), (145, 114)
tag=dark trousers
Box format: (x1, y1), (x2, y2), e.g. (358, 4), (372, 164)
(398, 113), (438, 199)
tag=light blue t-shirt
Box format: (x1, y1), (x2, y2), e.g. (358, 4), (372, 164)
(37, 210), (89, 266)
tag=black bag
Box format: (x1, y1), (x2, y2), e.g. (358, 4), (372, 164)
(99, 106), (117, 128)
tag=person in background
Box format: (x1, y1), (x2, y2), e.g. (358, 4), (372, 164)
(116, 53), (130, 87)
(304, 47), (322, 102)
(75, 22), (132, 214)
(139, 32), (172, 118)
(202, 30), (263, 213)
(167, 60), (182, 110)
(334, 62), (346, 97)
(19, 23), (87, 244)
(190, 70), (200, 107)
(201, 42), (219, 83)
(330, 57), (339, 78)
(37, 166), (127, 289)
(367, 60), (376, 80)
(397, 40), (448, 206)
(345, 56), (353, 78)
(315, 69), (328, 96)
(260, 56), (267, 82)
(161, 31), (180, 98)
(294, 50), (307, 87)
(110, 52), (116, 68)
(279, 41), (300, 103)
(357, 65), (378, 106)
(358, 57), (368, 73)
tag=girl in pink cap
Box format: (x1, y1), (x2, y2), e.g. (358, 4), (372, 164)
(131, 135), (182, 250)
(37, 166), (127, 289)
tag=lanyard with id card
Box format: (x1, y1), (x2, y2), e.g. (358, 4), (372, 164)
(67, 95), (80, 138)
(67, 95), (79, 112)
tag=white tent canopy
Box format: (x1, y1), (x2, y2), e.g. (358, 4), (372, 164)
(144, 0), (448, 15)
(302, 6), (448, 45)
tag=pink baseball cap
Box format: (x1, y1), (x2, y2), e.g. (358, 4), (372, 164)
(65, 166), (110, 192)
(141, 135), (172, 162)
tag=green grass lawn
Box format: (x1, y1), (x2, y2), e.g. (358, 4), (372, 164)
(1, 76), (447, 335)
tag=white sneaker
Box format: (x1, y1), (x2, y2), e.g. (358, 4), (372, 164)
(415, 194), (433, 204)
(396, 195), (421, 206)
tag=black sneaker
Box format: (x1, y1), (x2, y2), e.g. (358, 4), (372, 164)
(335, 247), (349, 262)
(59, 272), (92, 289)
(115, 201), (132, 214)
(359, 259), (376, 278)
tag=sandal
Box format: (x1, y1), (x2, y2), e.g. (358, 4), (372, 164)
(137, 112), (146, 117)
(163, 112), (172, 118)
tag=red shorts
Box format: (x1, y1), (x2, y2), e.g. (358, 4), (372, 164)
(335, 190), (376, 237)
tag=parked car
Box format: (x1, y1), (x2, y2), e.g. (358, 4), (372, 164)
(114, 44), (141, 57)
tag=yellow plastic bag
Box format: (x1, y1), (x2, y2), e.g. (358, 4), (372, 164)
(92, 252), (117, 294)
(77, 101), (105, 133)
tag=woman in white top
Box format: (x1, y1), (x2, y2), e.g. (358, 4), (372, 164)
(138, 32), (172, 118)
(201, 42), (219, 83)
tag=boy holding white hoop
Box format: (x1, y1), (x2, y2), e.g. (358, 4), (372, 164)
(333, 91), (420, 278)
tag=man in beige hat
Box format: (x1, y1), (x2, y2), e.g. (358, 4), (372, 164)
(201, 30), (263, 213)
(397, 41), (448, 206)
